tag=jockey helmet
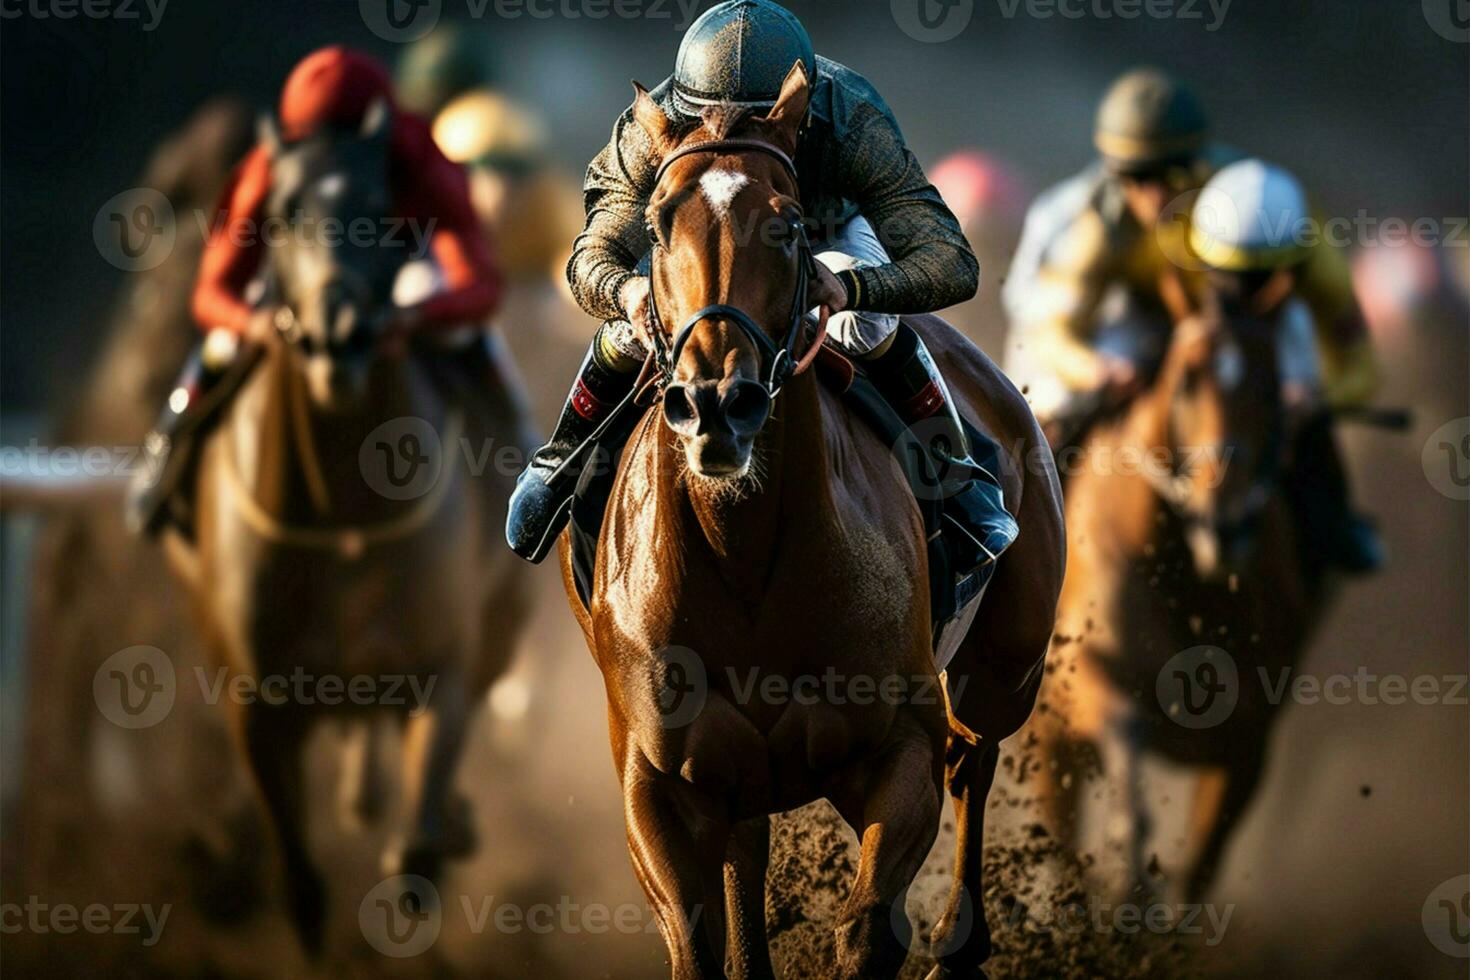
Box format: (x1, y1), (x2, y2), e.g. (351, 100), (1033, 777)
(1094, 68), (1208, 176)
(672, 0), (815, 117)
(432, 90), (547, 172)
(395, 25), (499, 118)
(279, 47), (395, 142)
(1189, 159), (1309, 271)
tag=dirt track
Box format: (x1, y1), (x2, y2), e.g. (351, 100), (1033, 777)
(4, 264), (1467, 978)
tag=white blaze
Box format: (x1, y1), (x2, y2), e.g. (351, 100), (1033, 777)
(699, 169), (750, 216)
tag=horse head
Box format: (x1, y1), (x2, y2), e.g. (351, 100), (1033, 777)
(1152, 279), (1289, 579)
(259, 99), (403, 410)
(631, 62), (815, 481)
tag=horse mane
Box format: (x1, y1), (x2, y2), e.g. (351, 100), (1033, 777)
(697, 103), (757, 141)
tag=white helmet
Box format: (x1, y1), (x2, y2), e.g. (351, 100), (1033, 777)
(1189, 159), (1309, 271)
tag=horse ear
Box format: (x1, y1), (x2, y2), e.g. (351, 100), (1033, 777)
(257, 114), (282, 157)
(631, 81), (676, 157)
(360, 97), (391, 141)
(761, 61), (811, 151)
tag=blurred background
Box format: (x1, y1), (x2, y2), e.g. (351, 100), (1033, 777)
(1, 0), (1466, 977)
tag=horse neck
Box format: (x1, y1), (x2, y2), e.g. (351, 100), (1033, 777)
(656, 369), (831, 587)
(249, 343), (426, 524)
(1075, 365), (1183, 559)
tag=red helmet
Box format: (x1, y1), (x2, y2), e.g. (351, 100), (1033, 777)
(278, 46), (394, 141)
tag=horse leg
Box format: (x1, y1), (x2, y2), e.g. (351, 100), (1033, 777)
(383, 671), (475, 883)
(925, 733), (999, 979)
(1182, 753), (1265, 903)
(1030, 719), (1087, 852)
(229, 700), (326, 955)
(623, 752), (729, 980)
(337, 718), (387, 832)
(724, 815), (775, 980)
(935, 491), (1067, 975)
(831, 715), (943, 980)
(1101, 716), (1156, 903)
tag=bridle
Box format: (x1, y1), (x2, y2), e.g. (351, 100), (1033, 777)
(644, 138), (828, 398)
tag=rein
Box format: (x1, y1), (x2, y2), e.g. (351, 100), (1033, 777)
(645, 138), (828, 398)
(221, 406), (465, 559)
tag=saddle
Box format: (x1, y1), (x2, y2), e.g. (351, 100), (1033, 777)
(566, 345), (998, 663)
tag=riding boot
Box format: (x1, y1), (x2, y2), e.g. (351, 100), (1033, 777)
(863, 324), (1019, 572)
(126, 329), (239, 537)
(1286, 412), (1384, 574)
(506, 321), (641, 563)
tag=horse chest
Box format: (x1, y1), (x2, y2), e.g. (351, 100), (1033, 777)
(208, 528), (480, 679)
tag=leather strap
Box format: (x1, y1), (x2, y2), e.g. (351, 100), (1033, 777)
(653, 138), (798, 189)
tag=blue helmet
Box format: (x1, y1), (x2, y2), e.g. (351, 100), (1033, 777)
(672, 1), (815, 117)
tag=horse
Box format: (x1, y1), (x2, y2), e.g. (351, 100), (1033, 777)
(161, 101), (531, 952)
(558, 66), (1065, 979)
(1028, 289), (1333, 904)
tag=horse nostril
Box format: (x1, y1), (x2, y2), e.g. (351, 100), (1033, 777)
(721, 381), (771, 435)
(663, 383), (699, 433)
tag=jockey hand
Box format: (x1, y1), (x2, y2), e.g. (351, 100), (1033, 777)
(808, 262), (850, 315)
(1282, 380), (1321, 432)
(246, 307), (282, 345)
(619, 276), (656, 350)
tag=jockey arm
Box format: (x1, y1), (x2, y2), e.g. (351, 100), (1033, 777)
(834, 107), (978, 314)
(394, 116), (503, 329)
(566, 106), (657, 322)
(565, 80), (984, 323)
(191, 147), (272, 335)
(190, 120), (502, 337)
(1293, 232), (1379, 408)
(1009, 205), (1119, 391)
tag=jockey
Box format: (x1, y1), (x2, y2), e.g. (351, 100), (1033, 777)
(1003, 68), (1377, 430)
(127, 46), (502, 536)
(1002, 67), (1380, 571)
(1188, 159), (1383, 571)
(506, 0), (1017, 570)
(394, 23), (499, 119)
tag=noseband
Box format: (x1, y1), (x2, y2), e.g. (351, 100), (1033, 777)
(645, 138), (827, 397)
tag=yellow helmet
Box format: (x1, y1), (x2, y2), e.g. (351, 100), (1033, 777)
(1190, 159), (1309, 272)
(432, 90), (547, 174)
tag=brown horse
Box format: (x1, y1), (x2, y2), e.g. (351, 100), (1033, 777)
(558, 66), (1064, 979)
(161, 105), (531, 952)
(1030, 294), (1333, 904)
